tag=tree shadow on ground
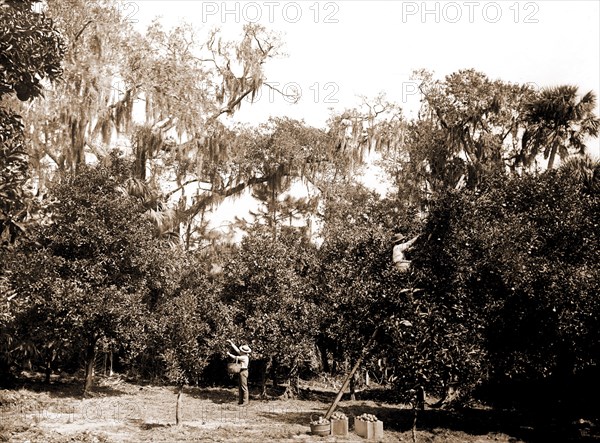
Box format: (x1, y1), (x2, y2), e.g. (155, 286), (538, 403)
(8, 374), (131, 399)
(256, 410), (316, 429)
(299, 385), (406, 405)
(139, 422), (172, 430)
(296, 385), (600, 442)
(339, 403), (599, 443)
(299, 386), (339, 404)
(185, 386), (239, 405)
(186, 384), (304, 405)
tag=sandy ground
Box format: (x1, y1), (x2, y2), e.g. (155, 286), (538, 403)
(0, 377), (528, 443)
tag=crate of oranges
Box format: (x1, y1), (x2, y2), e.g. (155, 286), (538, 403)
(354, 413), (383, 440)
(330, 411), (348, 436)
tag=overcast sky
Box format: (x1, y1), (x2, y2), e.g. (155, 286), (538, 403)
(130, 0), (600, 156)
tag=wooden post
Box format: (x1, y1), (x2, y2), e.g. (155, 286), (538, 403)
(324, 327), (379, 420)
(83, 339), (97, 396)
(176, 385), (183, 425)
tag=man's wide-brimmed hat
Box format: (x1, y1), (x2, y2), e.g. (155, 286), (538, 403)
(240, 345), (252, 354)
(393, 233), (406, 244)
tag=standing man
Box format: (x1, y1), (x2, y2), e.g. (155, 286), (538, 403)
(227, 339), (251, 405)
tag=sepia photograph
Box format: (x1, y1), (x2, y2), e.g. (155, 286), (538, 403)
(1, 1), (599, 441)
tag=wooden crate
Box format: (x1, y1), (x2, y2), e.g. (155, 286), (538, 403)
(355, 419), (383, 440)
(331, 418), (348, 436)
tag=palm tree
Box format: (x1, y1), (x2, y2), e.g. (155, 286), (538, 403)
(522, 85), (600, 169)
(558, 154), (600, 195)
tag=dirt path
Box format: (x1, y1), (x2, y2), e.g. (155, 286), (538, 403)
(0, 378), (525, 442)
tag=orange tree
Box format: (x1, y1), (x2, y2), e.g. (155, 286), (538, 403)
(315, 183), (420, 393)
(1, 0), (65, 380)
(0, 0), (64, 246)
(388, 190), (489, 405)
(4, 155), (180, 394)
(405, 158), (600, 412)
(129, 257), (234, 385)
(131, 255), (236, 424)
(219, 227), (320, 398)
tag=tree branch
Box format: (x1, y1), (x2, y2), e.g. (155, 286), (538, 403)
(165, 179), (200, 199)
(73, 20), (93, 45)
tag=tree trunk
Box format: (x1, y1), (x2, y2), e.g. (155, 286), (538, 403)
(431, 385), (458, 408)
(260, 357), (272, 398)
(45, 360), (52, 384)
(290, 368), (299, 398)
(350, 371), (356, 401)
(175, 385), (183, 425)
(271, 187), (277, 241)
(547, 145), (557, 170)
(271, 357), (280, 387)
(317, 337), (330, 373)
(108, 350), (114, 376)
(556, 343), (576, 410)
(83, 339), (97, 396)
(412, 405), (418, 443)
(281, 364), (299, 399)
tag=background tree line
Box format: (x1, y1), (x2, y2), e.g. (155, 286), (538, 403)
(1, 0), (599, 422)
